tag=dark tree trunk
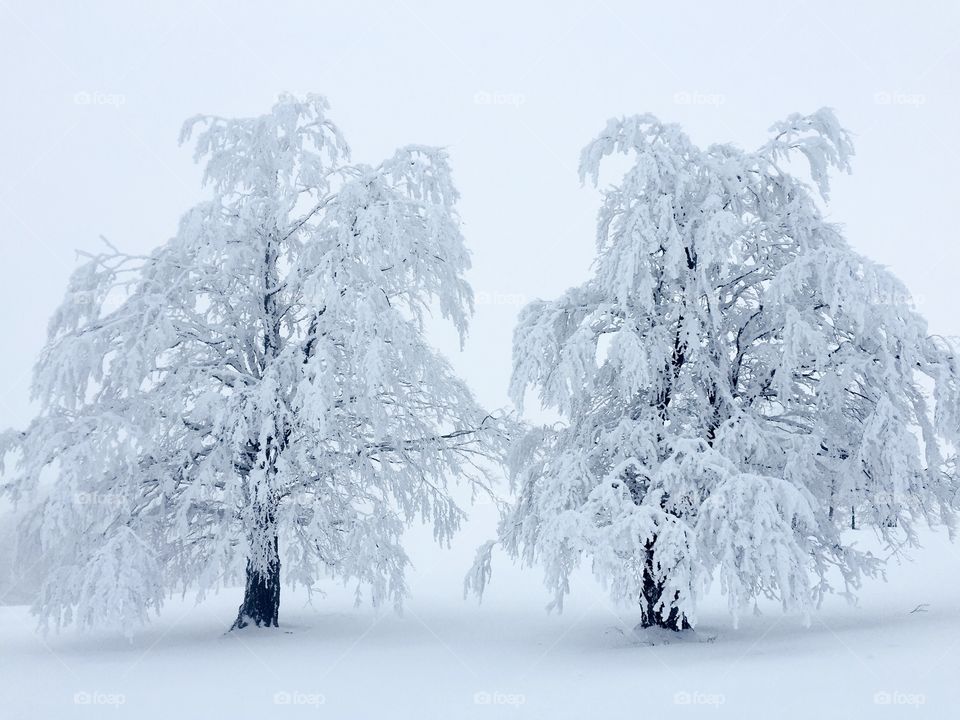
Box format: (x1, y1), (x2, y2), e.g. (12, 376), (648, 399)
(639, 580), (692, 630)
(231, 533), (280, 630)
(229, 226), (286, 632)
(639, 539), (691, 631)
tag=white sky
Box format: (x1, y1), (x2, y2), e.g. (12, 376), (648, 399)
(1, 0), (958, 427)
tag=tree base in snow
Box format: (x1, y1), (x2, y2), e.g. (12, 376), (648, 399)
(638, 609), (692, 632)
(631, 625), (712, 646)
(230, 553), (280, 631)
(231, 612), (279, 631)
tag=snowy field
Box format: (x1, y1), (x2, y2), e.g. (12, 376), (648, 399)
(2, 504), (957, 719)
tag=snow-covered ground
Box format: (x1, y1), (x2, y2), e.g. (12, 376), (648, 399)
(2, 503), (958, 719)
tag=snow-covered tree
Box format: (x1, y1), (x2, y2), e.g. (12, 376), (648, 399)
(1, 94), (506, 633)
(468, 109), (960, 630)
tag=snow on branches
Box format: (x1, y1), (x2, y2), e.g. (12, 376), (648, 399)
(471, 109), (960, 629)
(1, 94), (507, 633)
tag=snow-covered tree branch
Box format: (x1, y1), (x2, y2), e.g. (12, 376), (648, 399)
(469, 108), (960, 630)
(1, 94), (508, 633)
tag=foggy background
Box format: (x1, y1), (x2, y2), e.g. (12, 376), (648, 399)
(2, 8), (960, 719)
(1, 0), (958, 429)
(1, 0), (959, 605)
